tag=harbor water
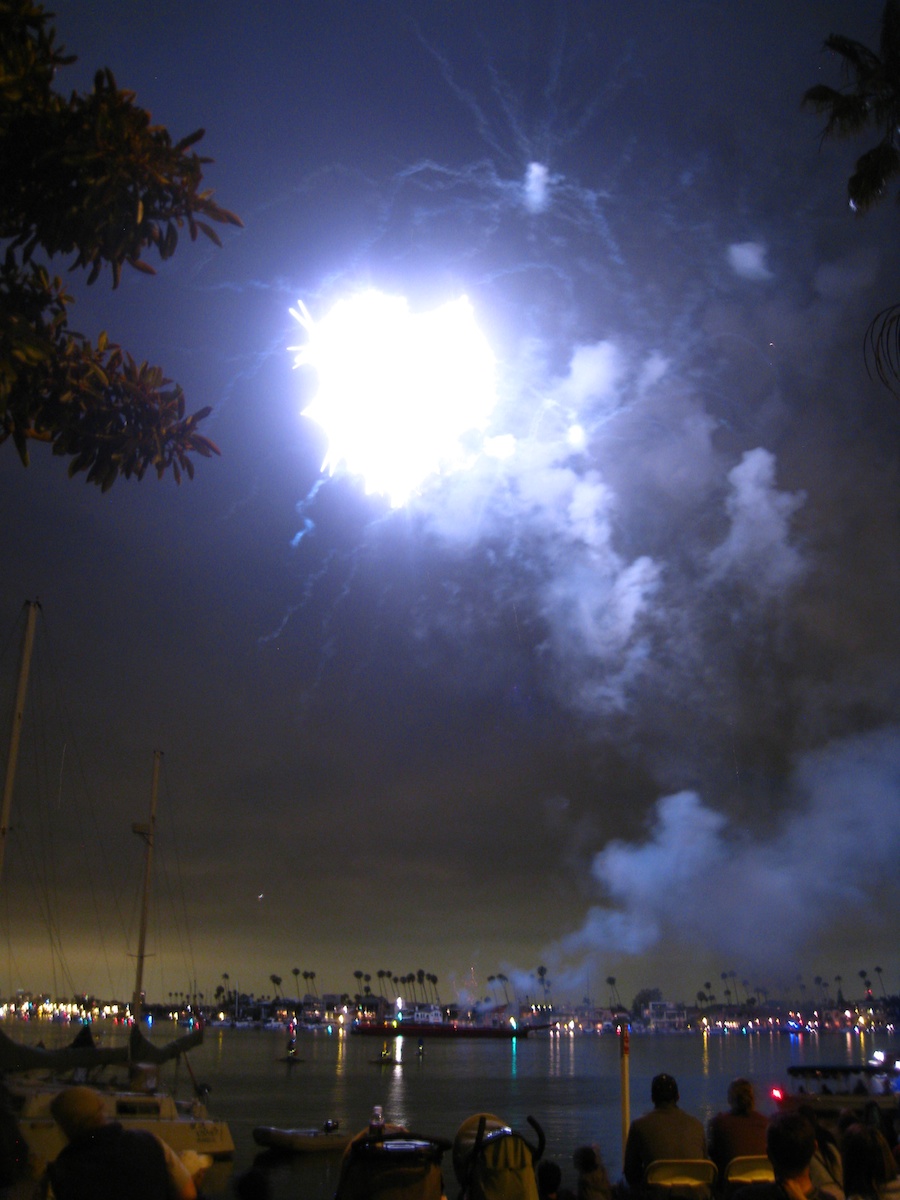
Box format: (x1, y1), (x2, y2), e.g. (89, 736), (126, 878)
(11, 1022), (900, 1198)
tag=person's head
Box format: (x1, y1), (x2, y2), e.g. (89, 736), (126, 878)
(651, 1074), (679, 1107)
(727, 1078), (755, 1116)
(573, 1145), (600, 1173)
(50, 1086), (107, 1141)
(765, 1112), (816, 1181)
(537, 1160), (562, 1197)
(842, 1124), (894, 1197)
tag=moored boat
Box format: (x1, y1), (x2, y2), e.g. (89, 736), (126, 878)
(0, 606), (235, 1174)
(252, 1120), (349, 1154)
(771, 1061), (900, 1123)
(351, 1018), (527, 1039)
(10, 1067), (234, 1175)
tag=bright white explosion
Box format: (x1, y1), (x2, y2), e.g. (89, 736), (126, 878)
(291, 290), (498, 508)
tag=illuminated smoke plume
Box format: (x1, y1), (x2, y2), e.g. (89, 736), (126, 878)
(559, 727), (900, 977)
(275, 5), (900, 993)
(727, 241), (773, 281)
(523, 162), (551, 213)
(707, 448), (806, 595)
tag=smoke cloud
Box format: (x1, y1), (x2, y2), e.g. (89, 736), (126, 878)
(559, 727), (900, 978)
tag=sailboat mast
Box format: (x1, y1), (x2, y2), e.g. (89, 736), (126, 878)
(131, 749), (162, 1025)
(0, 601), (40, 890)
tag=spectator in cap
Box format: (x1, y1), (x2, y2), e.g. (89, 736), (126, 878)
(623, 1074), (707, 1193)
(39, 1085), (196, 1200)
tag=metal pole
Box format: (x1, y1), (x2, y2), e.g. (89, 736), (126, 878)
(0, 601), (39, 890)
(620, 1024), (631, 1168)
(131, 749), (162, 1025)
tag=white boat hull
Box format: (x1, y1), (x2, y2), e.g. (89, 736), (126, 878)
(9, 1078), (235, 1176)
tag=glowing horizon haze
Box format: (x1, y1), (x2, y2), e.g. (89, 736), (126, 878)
(291, 290), (499, 508)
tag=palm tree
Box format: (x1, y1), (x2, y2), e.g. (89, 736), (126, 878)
(429, 973), (441, 1005)
(874, 965), (886, 997)
(804, 1), (900, 391)
(729, 972), (742, 1006)
(270, 974), (283, 999)
(536, 965), (549, 1002)
(497, 974), (510, 1006)
(805, 2), (900, 213)
(292, 967), (301, 1000)
(606, 976), (619, 1008)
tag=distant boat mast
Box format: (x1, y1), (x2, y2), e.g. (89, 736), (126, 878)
(131, 749), (162, 1026)
(0, 600), (40, 891)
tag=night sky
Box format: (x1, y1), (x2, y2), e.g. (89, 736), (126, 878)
(1, 1), (898, 1012)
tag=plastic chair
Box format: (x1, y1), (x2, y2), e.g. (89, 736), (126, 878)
(645, 1159), (718, 1197)
(722, 1156), (774, 1194)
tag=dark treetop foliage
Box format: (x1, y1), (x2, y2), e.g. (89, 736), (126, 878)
(804, 0), (900, 395)
(0, 0), (242, 489)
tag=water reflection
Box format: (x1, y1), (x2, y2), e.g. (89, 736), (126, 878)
(6, 1019), (897, 1200)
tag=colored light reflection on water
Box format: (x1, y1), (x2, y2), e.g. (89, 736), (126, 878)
(6, 1021), (899, 1200)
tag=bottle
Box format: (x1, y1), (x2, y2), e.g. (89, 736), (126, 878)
(369, 1104), (384, 1139)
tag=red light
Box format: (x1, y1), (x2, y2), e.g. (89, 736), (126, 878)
(772, 1088), (783, 1102)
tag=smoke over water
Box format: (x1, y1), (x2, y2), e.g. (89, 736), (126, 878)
(277, 4), (900, 994)
(560, 726), (900, 973)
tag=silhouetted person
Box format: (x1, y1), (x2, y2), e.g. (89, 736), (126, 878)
(39, 1085), (196, 1200)
(708, 1078), (769, 1179)
(861, 1105), (898, 1166)
(538, 1159), (576, 1200)
(573, 1144), (612, 1200)
(841, 1123), (899, 1200)
(623, 1073), (707, 1192)
(798, 1106), (844, 1200)
(733, 1111), (827, 1200)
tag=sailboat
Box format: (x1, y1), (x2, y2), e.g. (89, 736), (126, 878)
(0, 602), (234, 1175)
